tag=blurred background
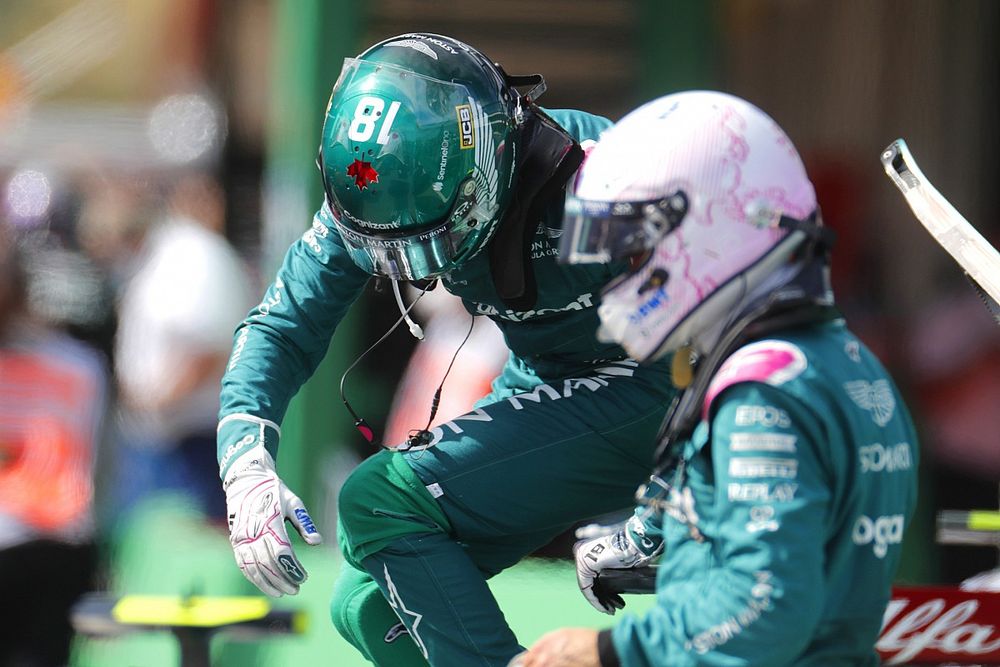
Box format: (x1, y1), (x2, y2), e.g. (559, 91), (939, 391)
(0, 0), (997, 665)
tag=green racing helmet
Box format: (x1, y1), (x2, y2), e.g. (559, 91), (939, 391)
(319, 33), (522, 280)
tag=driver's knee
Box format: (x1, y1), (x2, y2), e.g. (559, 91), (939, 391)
(337, 452), (392, 566)
(337, 450), (451, 569)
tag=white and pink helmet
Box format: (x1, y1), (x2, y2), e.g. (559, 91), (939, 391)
(560, 91), (822, 362)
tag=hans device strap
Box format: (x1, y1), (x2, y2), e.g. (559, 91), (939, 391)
(489, 106), (583, 311)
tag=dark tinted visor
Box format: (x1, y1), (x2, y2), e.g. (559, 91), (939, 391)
(558, 191), (688, 264)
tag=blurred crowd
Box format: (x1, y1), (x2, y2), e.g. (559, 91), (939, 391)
(0, 165), (254, 665)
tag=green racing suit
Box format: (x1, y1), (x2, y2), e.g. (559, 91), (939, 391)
(603, 320), (919, 667)
(218, 109), (678, 666)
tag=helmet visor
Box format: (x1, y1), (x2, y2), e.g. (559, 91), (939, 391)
(558, 192), (688, 264)
(328, 180), (485, 280)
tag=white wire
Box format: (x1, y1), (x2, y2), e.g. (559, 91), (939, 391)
(392, 279), (425, 340)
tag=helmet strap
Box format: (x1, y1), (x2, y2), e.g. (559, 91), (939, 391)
(488, 106), (583, 311)
(779, 210), (836, 260)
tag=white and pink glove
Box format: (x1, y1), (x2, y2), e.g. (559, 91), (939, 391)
(223, 448), (322, 597)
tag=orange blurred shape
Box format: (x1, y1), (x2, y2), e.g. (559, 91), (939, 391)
(0, 350), (99, 532)
(0, 55), (26, 123)
(0, 418), (91, 531)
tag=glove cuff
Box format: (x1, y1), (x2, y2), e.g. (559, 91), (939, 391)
(222, 446), (276, 491)
(625, 514), (664, 560)
(218, 413), (281, 480)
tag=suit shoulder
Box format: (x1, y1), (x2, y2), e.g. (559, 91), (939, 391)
(541, 108), (612, 142)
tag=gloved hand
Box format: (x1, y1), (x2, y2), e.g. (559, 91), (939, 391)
(223, 447), (322, 597)
(574, 514), (662, 614)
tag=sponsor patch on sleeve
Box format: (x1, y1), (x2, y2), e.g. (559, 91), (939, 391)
(859, 442), (912, 473)
(728, 457), (799, 479)
(729, 432), (797, 453)
(728, 482), (798, 503)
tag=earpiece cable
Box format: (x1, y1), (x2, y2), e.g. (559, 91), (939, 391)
(340, 282), (430, 443)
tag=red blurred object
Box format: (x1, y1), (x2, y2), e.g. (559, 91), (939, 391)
(878, 587), (1000, 665)
(0, 346), (104, 532)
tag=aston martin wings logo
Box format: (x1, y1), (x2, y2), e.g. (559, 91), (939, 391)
(384, 39), (438, 60)
(844, 379), (896, 427)
(470, 97), (499, 215)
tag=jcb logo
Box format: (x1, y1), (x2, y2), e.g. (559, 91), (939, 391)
(456, 105), (475, 149)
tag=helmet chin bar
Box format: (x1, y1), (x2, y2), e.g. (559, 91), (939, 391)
(639, 230), (811, 364)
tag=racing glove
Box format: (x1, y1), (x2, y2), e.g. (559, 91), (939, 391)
(223, 447), (322, 597)
(574, 514), (663, 615)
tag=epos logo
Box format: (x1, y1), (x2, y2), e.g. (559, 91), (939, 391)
(852, 514), (904, 558)
(734, 405), (791, 428)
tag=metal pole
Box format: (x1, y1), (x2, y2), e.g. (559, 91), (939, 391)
(263, 0), (364, 504)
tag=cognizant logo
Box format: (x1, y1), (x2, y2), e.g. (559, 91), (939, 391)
(852, 514), (904, 558)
